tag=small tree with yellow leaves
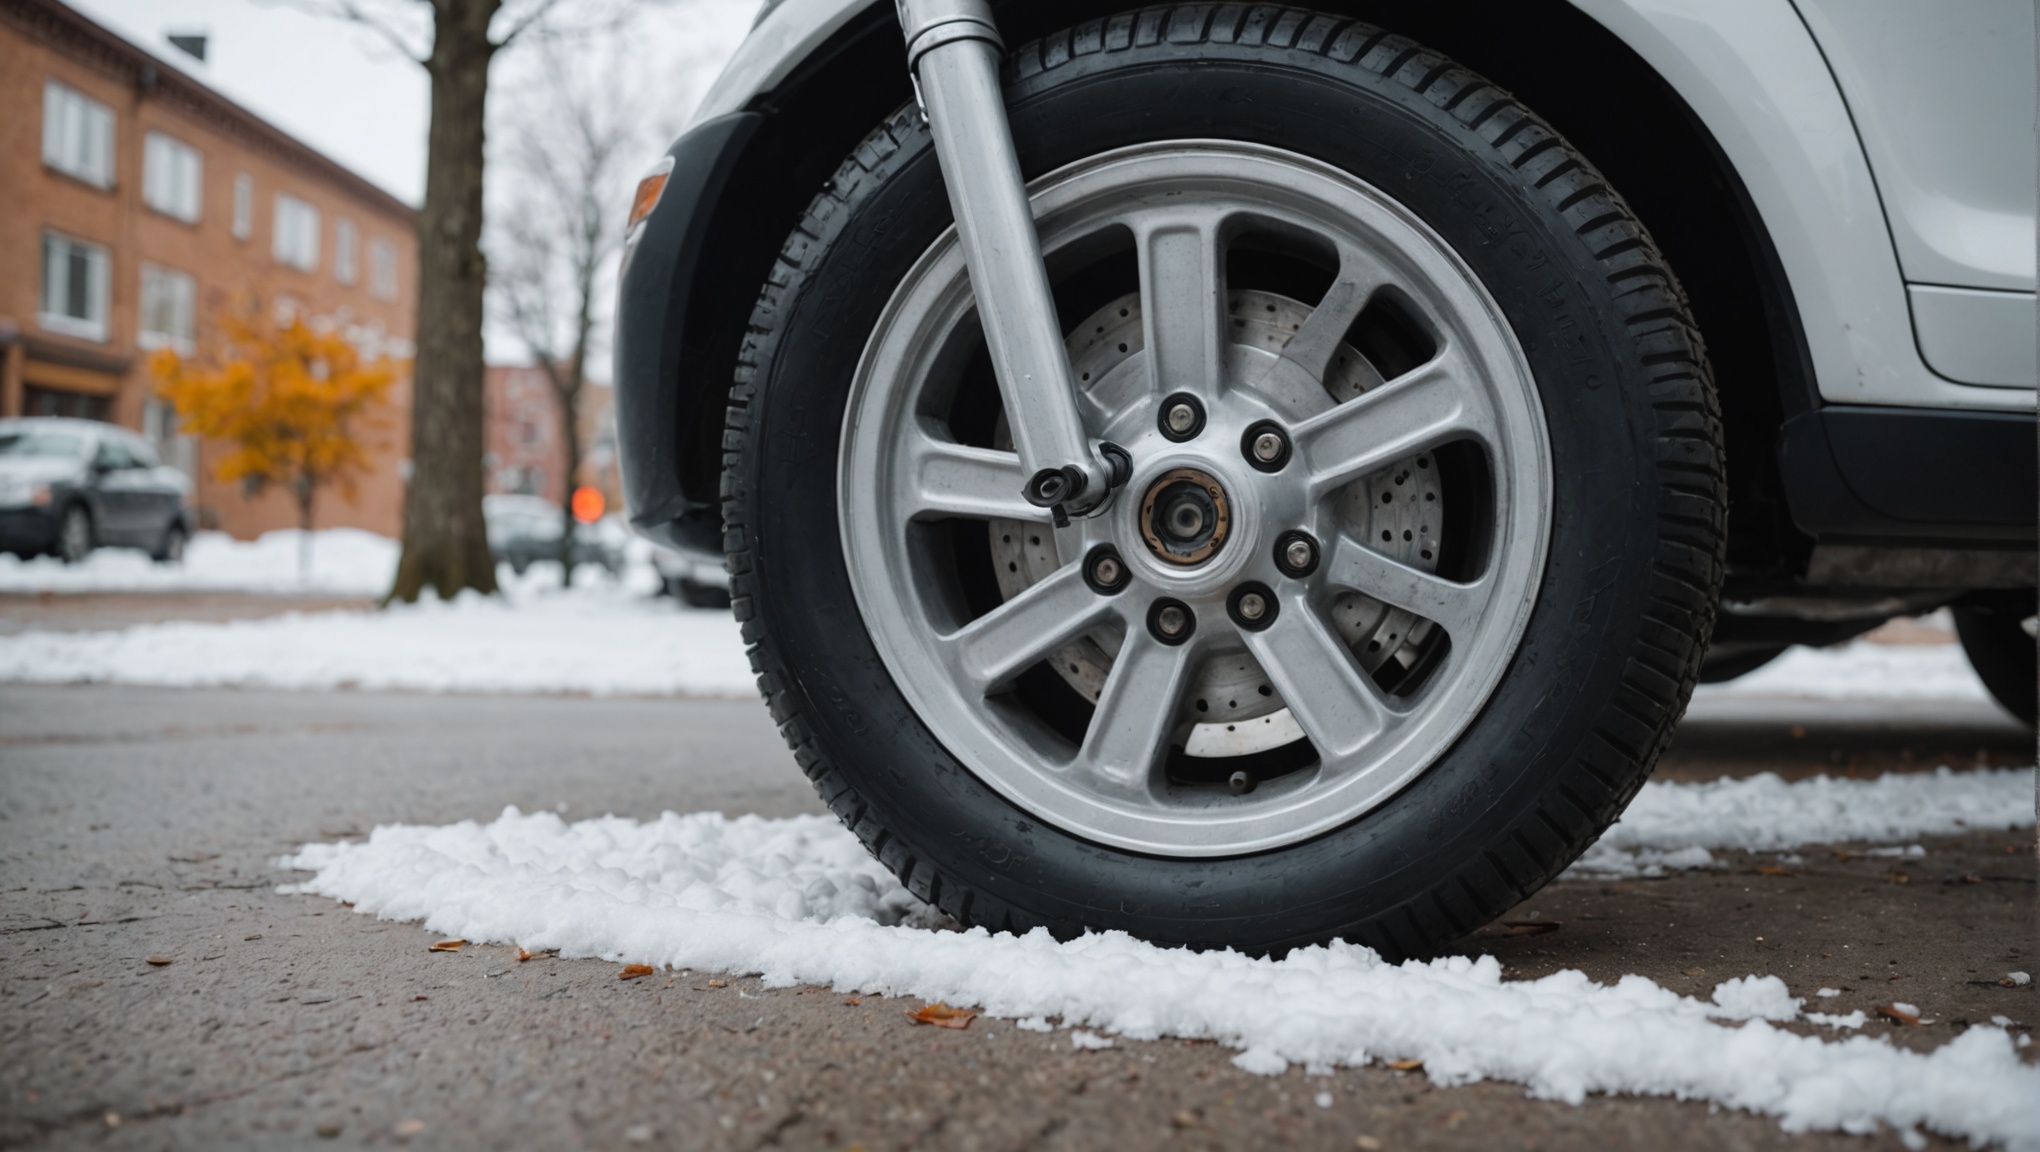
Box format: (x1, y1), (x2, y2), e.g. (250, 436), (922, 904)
(151, 308), (400, 580)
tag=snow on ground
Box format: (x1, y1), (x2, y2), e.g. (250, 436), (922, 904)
(0, 580), (751, 696)
(284, 766), (2040, 1151)
(0, 529), (399, 595)
(1693, 640), (1990, 704)
(1566, 765), (2035, 878)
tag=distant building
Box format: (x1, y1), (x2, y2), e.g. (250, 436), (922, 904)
(0, 0), (418, 538)
(483, 364), (619, 511)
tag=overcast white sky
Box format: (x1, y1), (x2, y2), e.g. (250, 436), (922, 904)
(62, 0), (762, 206)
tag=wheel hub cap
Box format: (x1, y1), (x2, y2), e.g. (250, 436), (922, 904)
(1140, 468), (1230, 565)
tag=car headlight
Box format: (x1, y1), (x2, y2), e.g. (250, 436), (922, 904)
(29, 484), (52, 507)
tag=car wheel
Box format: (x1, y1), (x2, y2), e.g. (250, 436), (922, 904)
(151, 523), (188, 565)
(55, 505), (94, 565)
(1953, 593), (2037, 727)
(722, 8), (1725, 953)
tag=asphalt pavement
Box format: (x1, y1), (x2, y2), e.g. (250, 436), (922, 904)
(1, 677), (2034, 1151)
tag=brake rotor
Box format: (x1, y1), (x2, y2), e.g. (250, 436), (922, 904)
(989, 289), (1444, 759)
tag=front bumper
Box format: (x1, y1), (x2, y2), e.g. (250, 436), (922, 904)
(0, 506), (59, 554)
(612, 111), (765, 554)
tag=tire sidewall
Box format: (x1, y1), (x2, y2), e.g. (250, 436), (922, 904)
(739, 42), (1677, 948)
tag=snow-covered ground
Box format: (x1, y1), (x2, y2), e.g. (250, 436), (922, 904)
(0, 529), (400, 596)
(0, 581), (750, 696)
(1694, 639), (1991, 704)
(284, 765), (2040, 1151)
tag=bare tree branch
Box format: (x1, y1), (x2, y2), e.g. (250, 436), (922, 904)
(261, 0), (430, 63)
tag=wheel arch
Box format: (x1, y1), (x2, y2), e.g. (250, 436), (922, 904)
(663, 0), (1808, 571)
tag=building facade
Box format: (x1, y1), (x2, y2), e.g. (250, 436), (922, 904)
(0, 0), (418, 538)
(483, 364), (620, 512)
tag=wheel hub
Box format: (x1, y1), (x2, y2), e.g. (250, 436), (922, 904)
(1140, 468), (1230, 565)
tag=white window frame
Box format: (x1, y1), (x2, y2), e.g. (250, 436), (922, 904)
(143, 131), (203, 222)
(273, 192), (320, 271)
(139, 263), (197, 355)
(42, 78), (115, 189)
(39, 231), (111, 342)
(232, 173), (254, 240)
(369, 237), (400, 301)
(334, 218), (359, 285)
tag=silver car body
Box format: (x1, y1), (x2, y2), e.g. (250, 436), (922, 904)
(695, 0), (2037, 411)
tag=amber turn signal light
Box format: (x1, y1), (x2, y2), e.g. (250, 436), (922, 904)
(627, 158), (676, 234)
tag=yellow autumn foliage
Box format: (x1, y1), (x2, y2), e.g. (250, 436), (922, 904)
(149, 308), (401, 529)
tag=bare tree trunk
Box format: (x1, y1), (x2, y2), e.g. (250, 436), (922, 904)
(556, 379), (582, 586)
(389, 0), (501, 603)
(297, 478), (316, 585)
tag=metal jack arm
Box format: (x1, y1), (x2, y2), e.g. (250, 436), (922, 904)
(897, 0), (1119, 522)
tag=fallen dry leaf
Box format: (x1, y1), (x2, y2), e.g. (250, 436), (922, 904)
(1877, 1004), (1921, 1026)
(1355, 1138), (1385, 1152)
(394, 1118), (426, 1136)
(906, 1002), (977, 1029)
(144, 956), (174, 966)
(1887, 871), (1910, 885)
(1682, 967), (1707, 977)
(428, 939), (465, 952)
(1754, 865), (1794, 877)
(516, 948), (534, 962)
(1501, 920), (1560, 936)
(619, 964), (654, 980)
(1960, 874), (1983, 885)
(1832, 850), (1854, 862)
(843, 996), (862, 1006)
(706, 979), (727, 988)
(1386, 1058), (1424, 1071)
(411, 995), (428, 1002)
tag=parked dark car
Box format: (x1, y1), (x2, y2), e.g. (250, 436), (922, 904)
(483, 494), (625, 577)
(0, 417), (193, 564)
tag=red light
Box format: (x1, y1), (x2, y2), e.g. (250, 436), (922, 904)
(571, 486), (606, 523)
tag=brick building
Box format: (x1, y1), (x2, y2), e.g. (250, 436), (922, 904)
(0, 0), (418, 538)
(483, 364), (620, 511)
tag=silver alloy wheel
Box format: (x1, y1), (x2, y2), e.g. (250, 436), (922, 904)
(840, 142), (1552, 856)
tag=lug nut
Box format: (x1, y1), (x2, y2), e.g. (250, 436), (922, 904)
(1274, 530), (1320, 578)
(1241, 421), (1290, 472)
(1228, 770), (1258, 796)
(1237, 592), (1267, 622)
(1147, 598), (1196, 645)
(1156, 393), (1205, 442)
(1227, 581), (1278, 631)
(1085, 547), (1129, 594)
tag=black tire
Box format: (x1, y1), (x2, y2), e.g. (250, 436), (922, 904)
(151, 522), (188, 564)
(55, 504), (93, 565)
(1953, 594), (2037, 727)
(723, 7), (1724, 954)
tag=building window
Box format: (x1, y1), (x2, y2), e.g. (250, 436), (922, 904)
(232, 173), (254, 240)
(369, 238), (399, 301)
(39, 231), (110, 342)
(42, 79), (115, 188)
(140, 264), (197, 354)
(335, 218), (359, 285)
(273, 192), (320, 271)
(143, 131), (203, 222)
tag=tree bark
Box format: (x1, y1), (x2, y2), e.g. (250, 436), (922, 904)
(296, 476), (316, 584)
(389, 0), (502, 602)
(554, 376), (583, 586)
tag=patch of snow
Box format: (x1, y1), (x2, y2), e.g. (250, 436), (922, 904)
(2009, 973), (2032, 988)
(1313, 1091), (1334, 1109)
(1070, 1030), (1114, 1051)
(0, 528), (398, 595)
(1816, 988), (1842, 999)
(1861, 845), (1928, 859)
(1892, 1003), (1921, 1017)
(1016, 1016), (1052, 1032)
(1807, 1012), (1867, 1031)
(1565, 768), (2032, 879)
(0, 584), (752, 697)
(283, 802), (2040, 1151)
(1692, 641), (1988, 703)
(1709, 976), (1801, 1022)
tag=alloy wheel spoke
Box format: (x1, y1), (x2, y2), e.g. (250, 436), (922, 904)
(1294, 347), (1492, 501)
(942, 563), (1112, 693)
(905, 433), (1046, 522)
(1071, 630), (1196, 789)
(1258, 251), (1385, 403)
(1242, 598), (1392, 762)
(1133, 207), (1229, 399)
(1324, 533), (1492, 640)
